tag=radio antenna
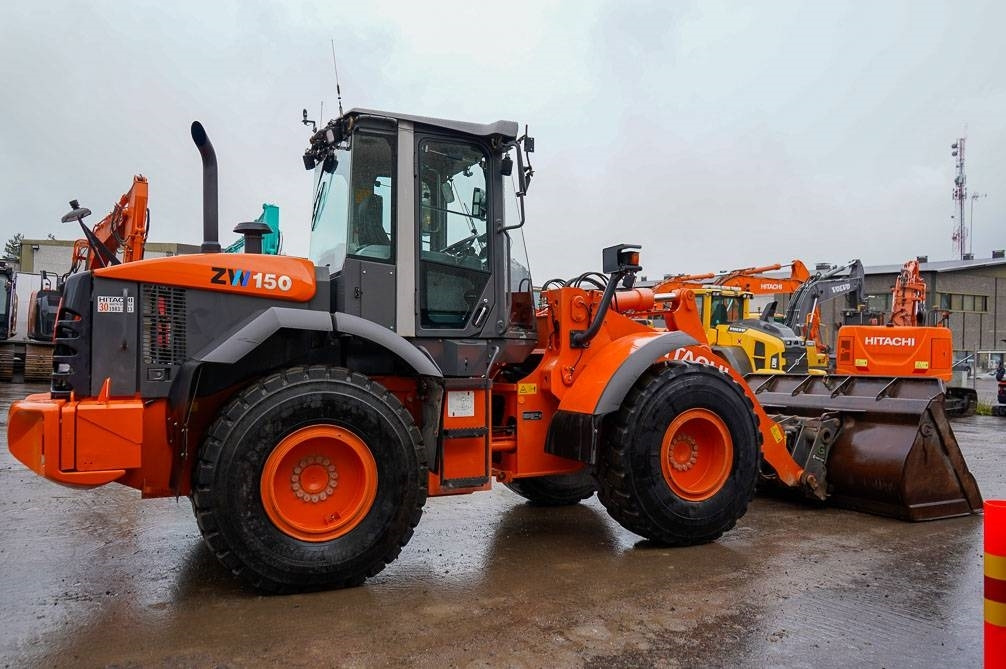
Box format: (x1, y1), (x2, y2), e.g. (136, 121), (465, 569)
(330, 39), (344, 116)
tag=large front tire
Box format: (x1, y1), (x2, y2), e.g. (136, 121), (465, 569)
(192, 366), (427, 593)
(598, 363), (760, 545)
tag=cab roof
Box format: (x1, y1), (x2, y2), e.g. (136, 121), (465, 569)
(347, 108), (519, 142)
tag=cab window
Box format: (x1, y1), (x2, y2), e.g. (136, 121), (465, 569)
(348, 133), (395, 262)
(418, 139), (490, 329)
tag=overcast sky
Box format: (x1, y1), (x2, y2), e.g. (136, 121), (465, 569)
(1, 0), (1003, 282)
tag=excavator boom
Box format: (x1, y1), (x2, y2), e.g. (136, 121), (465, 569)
(68, 175), (149, 272)
(714, 259), (811, 294)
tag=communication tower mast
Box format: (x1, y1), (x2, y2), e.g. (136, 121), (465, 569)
(951, 138), (967, 259)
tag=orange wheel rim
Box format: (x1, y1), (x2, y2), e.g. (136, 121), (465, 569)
(260, 425), (378, 542)
(659, 408), (733, 502)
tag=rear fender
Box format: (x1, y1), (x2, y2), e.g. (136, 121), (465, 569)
(173, 309), (443, 483)
(191, 307), (442, 378)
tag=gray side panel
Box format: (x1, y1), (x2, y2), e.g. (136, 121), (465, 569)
(396, 121), (416, 336)
(360, 261), (397, 330)
(90, 279), (140, 396)
(595, 332), (699, 414)
(196, 308), (334, 363)
(333, 312), (441, 377)
(712, 345), (754, 377)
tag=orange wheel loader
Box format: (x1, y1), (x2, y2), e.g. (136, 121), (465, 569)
(7, 110), (981, 593)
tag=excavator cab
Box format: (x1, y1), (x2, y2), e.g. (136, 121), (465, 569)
(0, 264), (14, 340)
(27, 271), (60, 342)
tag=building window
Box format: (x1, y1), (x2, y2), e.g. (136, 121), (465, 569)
(865, 293), (891, 312)
(935, 292), (988, 313)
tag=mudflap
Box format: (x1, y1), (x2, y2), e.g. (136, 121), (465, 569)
(748, 374), (983, 521)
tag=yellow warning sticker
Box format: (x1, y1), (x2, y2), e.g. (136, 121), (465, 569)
(518, 383), (537, 395)
(914, 361), (929, 369)
(770, 424), (783, 443)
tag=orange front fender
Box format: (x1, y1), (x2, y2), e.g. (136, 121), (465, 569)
(556, 336), (804, 488)
(557, 331), (700, 415)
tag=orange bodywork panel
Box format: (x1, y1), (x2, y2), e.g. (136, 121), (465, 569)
(440, 387), (490, 482)
(95, 254), (317, 302)
(835, 325), (954, 381)
(491, 285), (804, 488)
(8, 393), (174, 496)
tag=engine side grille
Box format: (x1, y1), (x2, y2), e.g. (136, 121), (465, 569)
(142, 285), (187, 365)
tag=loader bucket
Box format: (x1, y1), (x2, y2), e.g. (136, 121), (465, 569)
(748, 374), (982, 521)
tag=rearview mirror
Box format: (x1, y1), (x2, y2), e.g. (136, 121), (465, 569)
(471, 187), (487, 220)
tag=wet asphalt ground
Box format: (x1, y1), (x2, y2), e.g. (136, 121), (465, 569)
(1, 379), (1003, 668)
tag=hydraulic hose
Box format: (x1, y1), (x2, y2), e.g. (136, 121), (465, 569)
(571, 271), (624, 348)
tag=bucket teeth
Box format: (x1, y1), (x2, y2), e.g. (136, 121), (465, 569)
(750, 374), (983, 521)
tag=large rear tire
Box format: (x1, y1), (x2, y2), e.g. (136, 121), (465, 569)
(192, 366), (427, 593)
(598, 362), (760, 545)
(504, 470), (597, 506)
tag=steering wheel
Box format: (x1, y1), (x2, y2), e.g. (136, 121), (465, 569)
(443, 232), (487, 258)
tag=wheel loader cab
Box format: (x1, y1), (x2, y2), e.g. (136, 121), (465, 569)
(308, 110), (537, 375)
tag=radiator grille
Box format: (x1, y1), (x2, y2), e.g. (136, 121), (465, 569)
(142, 285), (187, 365)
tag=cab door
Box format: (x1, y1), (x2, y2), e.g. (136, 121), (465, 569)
(414, 136), (495, 338)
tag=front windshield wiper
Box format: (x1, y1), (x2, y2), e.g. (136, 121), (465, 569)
(310, 178), (328, 231)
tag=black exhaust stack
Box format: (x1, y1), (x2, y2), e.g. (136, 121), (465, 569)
(190, 121), (221, 253)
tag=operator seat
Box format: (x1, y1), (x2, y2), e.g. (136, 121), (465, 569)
(356, 194), (390, 246)
(711, 303), (728, 327)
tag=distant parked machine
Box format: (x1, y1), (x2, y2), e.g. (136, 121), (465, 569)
(835, 259), (979, 417)
(636, 260), (864, 375)
(225, 204), (282, 255)
(25, 175), (152, 344)
(0, 262), (15, 341)
(26, 271), (60, 342)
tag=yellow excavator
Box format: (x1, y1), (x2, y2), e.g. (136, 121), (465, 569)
(640, 260), (865, 375)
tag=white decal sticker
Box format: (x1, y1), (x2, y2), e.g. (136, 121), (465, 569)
(447, 391), (476, 418)
(97, 296), (124, 313)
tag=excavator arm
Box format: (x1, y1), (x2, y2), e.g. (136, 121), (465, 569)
(889, 259), (927, 326)
(713, 259), (811, 294)
(783, 259), (865, 344)
(63, 175), (149, 273)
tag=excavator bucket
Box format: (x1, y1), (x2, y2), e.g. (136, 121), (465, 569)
(748, 374), (983, 521)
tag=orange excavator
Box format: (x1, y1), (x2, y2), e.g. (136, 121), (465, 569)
(25, 176), (150, 343)
(835, 259), (978, 417)
(713, 260), (811, 295)
(639, 259), (851, 375)
(63, 175), (150, 273)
